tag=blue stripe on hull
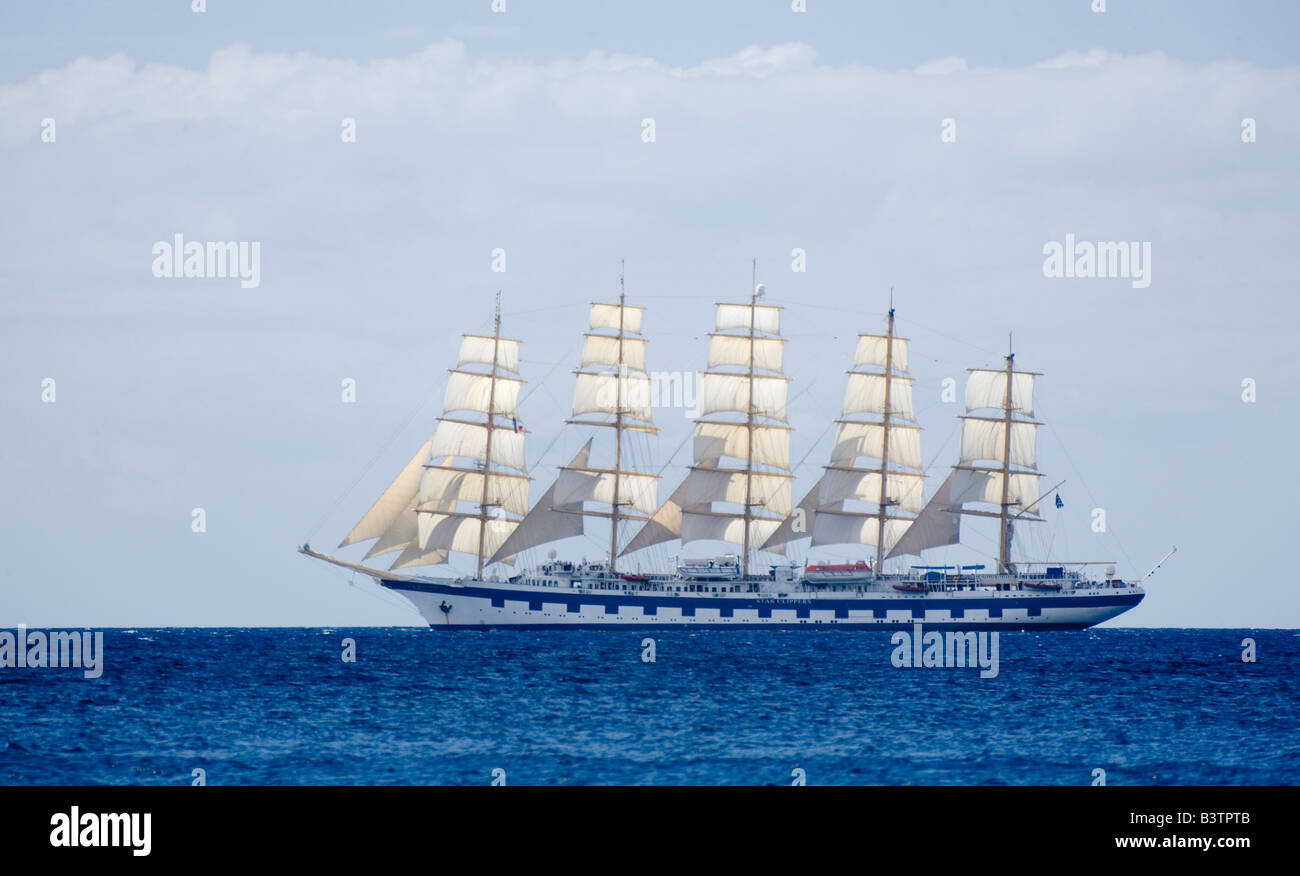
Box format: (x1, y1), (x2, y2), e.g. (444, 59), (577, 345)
(382, 577), (1138, 623)
(421, 622), (1096, 631)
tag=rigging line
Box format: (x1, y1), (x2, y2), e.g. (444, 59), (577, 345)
(785, 374), (819, 410)
(326, 565), (417, 614)
(890, 314), (1006, 361)
(302, 386), (442, 545)
(1038, 405), (1139, 574)
(526, 428), (569, 477)
(503, 301), (588, 318)
(922, 418), (960, 478)
(774, 298), (998, 356)
(653, 429), (692, 478)
(517, 355), (571, 406)
(791, 417), (836, 474)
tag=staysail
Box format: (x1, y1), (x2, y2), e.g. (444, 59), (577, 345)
(488, 272), (659, 571)
(338, 294), (531, 573)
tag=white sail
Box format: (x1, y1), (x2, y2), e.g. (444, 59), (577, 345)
(623, 293), (792, 569)
(682, 468), (793, 517)
(853, 335), (909, 373)
(692, 421), (790, 469)
(966, 369), (1035, 416)
(362, 507), (420, 560)
(959, 417), (1038, 469)
(590, 302), (643, 334)
(553, 467), (659, 516)
(339, 439), (432, 547)
(457, 335), (520, 373)
(418, 466), (531, 517)
(818, 467), (925, 515)
(429, 418), (528, 473)
(759, 479), (820, 551)
(581, 334), (647, 372)
(618, 477), (687, 557)
(487, 441), (593, 564)
(699, 372), (789, 421)
(949, 467), (1042, 510)
(715, 302), (780, 334)
(811, 510), (911, 550)
(886, 471), (961, 559)
(444, 370), (523, 417)
(364, 465), (459, 567)
(418, 511), (517, 559)
(829, 421), (923, 469)
(681, 512), (783, 552)
(707, 334), (784, 372)
(387, 542), (451, 570)
(572, 371), (653, 423)
(841, 372), (915, 420)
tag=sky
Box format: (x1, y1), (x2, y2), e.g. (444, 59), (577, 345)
(1, 1), (1297, 627)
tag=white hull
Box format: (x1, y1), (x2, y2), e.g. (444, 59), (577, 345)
(385, 577), (1143, 630)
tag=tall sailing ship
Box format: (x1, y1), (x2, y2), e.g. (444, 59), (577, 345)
(300, 278), (1145, 629)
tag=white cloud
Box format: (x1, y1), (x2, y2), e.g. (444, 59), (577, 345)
(914, 56), (968, 75)
(1, 42), (1297, 624)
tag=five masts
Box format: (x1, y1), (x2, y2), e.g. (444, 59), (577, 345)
(339, 272), (1047, 578)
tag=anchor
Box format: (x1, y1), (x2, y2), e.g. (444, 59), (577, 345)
(439, 600), (452, 614)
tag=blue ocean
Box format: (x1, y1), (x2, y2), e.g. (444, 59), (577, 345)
(1, 628), (1296, 786)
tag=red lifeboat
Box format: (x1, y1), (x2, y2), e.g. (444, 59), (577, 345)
(804, 561), (872, 575)
(803, 560), (873, 585)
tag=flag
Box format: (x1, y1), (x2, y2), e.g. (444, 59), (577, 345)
(1055, 493), (1064, 509)
(512, 417), (520, 433)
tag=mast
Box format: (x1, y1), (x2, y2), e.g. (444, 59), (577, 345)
(874, 297), (895, 576)
(650, 279), (791, 567)
(741, 259), (757, 578)
(943, 349), (1044, 570)
(610, 263), (625, 573)
(997, 339), (1014, 574)
(763, 300), (922, 561)
(475, 291), (502, 579)
(493, 273), (659, 567)
(342, 297), (531, 571)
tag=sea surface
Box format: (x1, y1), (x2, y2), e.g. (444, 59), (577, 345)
(1, 628), (1296, 786)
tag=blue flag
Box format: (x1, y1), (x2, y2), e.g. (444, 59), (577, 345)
(1055, 493), (1064, 509)
(512, 417), (520, 433)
